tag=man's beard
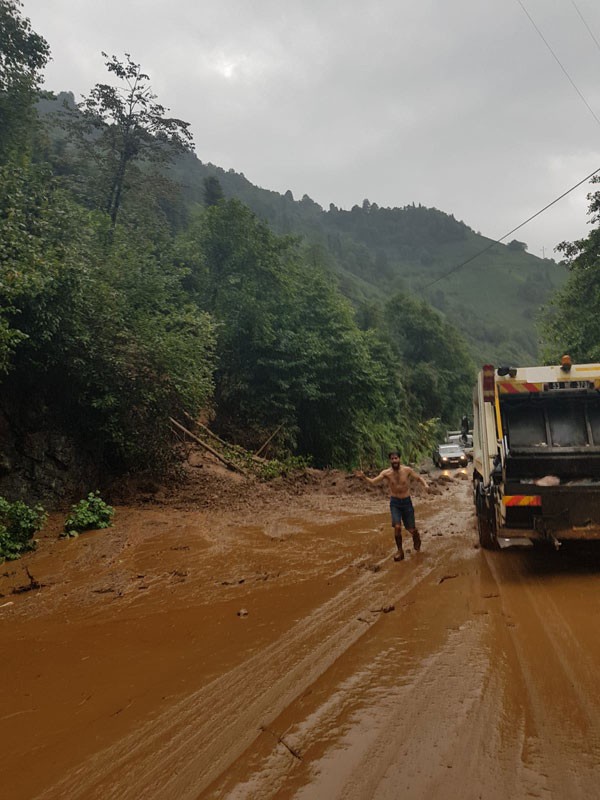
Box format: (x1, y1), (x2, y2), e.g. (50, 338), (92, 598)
(391, 462), (400, 471)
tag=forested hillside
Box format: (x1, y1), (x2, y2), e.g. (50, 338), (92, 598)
(2, 0), (575, 503)
(168, 154), (566, 366)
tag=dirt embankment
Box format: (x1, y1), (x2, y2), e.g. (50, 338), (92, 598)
(4, 456), (600, 800)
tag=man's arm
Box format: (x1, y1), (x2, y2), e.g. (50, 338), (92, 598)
(409, 468), (429, 490)
(355, 469), (387, 487)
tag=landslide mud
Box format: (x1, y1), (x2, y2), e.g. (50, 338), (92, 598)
(2, 468), (600, 799)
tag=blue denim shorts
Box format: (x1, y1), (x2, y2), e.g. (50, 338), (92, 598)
(390, 496), (415, 529)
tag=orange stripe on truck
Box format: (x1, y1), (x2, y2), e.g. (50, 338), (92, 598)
(498, 382), (541, 393)
(502, 495), (542, 507)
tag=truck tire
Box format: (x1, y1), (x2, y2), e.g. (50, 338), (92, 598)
(475, 484), (499, 550)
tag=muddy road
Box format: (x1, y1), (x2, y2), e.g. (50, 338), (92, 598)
(2, 469), (600, 799)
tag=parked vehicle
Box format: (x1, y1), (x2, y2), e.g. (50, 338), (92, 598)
(447, 430), (473, 459)
(433, 443), (469, 469)
(446, 430), (472, 446)
(473, 357), (600, 549)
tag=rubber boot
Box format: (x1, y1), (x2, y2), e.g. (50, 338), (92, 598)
(412, 529), (421, 552)
(394, 529), (404, 561)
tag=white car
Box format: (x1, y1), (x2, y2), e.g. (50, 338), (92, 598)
(433, 443), (469, 468)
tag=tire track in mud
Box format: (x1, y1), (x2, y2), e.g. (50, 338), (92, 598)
(208, 610), (497, 800)
(203, 496), (600, 800)
(201, 490), (493, 799)
(33, 535), (445, 800)
(290, 622), (494, 800)
(484, 547), (600, 797)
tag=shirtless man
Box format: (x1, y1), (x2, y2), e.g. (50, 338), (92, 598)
(356, 451), (429, 561)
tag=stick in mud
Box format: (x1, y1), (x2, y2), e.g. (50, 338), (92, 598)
(259, 725), (302, 761)
(169, 417), (246, 474)
(12, 567), (43, 595)
(438, 573), (459, 584)
(369, 604), (395, 614)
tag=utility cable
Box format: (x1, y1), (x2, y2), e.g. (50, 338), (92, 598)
(421, 3), (600, 290)
(422, 165), (600, 290)
(571, 0), (600, 56)
(516, 0), (600, 130)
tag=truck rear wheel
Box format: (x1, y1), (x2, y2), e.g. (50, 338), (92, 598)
(475, 484), (499, 550)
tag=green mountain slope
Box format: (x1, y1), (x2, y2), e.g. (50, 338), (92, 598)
(170, 152), (565, 366)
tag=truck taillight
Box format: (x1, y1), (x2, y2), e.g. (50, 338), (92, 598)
(482, 364), (495, 403)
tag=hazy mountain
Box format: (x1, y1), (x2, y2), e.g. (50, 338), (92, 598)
(170, 151), (565, 366)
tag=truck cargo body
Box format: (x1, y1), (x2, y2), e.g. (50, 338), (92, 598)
(472, 360), (600, 548)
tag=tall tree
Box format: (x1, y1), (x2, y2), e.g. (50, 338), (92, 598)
(542, 176), (600, 362)
(383, 293), (475, 425)
(0, 0), (50, 163)
(62, 53), (194, 227)
(203, 175), (224, 207)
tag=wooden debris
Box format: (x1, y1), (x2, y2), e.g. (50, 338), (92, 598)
(254, 423), (284, 457)
(438, 573), (459, 584)
(169, 417), (247, 474)
(259, 724), (302, 761)
(12, 567), (44, 594)
(369, 604), (395, 614)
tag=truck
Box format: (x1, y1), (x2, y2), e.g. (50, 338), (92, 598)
(472, 356), (600, 549)
(446, 430), (473, 448)
(446, 428), (473, 459)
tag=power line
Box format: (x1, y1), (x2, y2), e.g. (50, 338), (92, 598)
(421, 3), (600, 291)
(571, 0), (600, 56)
(516, 0), (600, 130)
(422, 166), (600, 290)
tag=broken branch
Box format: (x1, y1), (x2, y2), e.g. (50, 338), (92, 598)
(259, 725), (302, 761)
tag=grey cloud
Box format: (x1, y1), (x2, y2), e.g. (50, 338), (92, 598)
(23, 0), (600, 255)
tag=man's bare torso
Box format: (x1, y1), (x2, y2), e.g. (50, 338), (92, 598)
(383, 466), (414, 499)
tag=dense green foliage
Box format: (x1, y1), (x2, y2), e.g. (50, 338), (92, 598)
(63, 491), (114, 536)
(0, 0), (50, 163)
(0, 160), (216, 470)
(541, 176), (600, 362)
(188, 199), (405, 465)
(0, 496), (46, 561)
(382, 294), (475, 423)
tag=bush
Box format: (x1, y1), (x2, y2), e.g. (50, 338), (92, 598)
(63, 491), (114, 537)
(0, 497), (47, 562)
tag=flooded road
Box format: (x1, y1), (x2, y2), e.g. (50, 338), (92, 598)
(2, 472), (600, 798)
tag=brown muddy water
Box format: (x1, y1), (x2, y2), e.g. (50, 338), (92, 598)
(2, 472), (600, 799)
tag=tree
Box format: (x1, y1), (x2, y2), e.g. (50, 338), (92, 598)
(542, 176), (600, 362)
(0, 0), (50, 163)
(187, 199), (397, 465)
(0, 161), (215, 474)
(62, 53), (194, 227)
(203, 175), (224, 207)
(507, 239), (527, 252)
(383, 293), (475, 425)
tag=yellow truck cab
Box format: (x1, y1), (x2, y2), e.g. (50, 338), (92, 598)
(472, 357), (600, 548)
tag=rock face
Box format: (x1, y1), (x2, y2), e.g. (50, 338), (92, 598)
(0, 408), (98, 506)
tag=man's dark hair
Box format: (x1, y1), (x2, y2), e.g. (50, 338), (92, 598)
(388, 450), (400, 458)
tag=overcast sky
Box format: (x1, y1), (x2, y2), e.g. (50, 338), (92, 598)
(22, 0), (600, 259)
